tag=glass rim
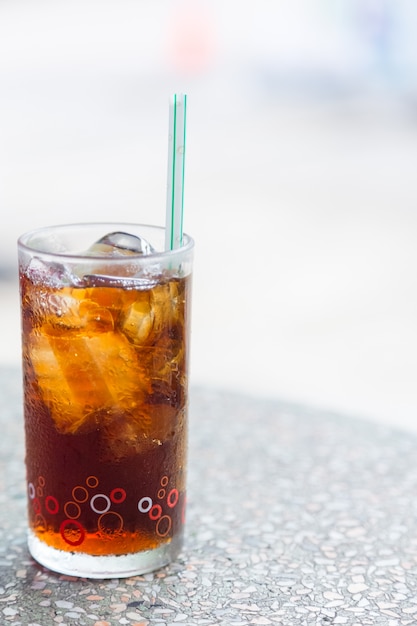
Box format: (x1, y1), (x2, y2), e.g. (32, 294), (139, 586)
(17, 222), (194, 262)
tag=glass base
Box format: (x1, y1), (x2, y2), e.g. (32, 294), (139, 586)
(27, 530), (182, 579)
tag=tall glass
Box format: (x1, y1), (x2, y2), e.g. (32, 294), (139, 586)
(18, 223), (193, 578)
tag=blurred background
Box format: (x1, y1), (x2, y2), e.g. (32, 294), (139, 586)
(1, 0), (417, 432)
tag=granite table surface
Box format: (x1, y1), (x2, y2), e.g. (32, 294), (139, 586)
(1, 366), (417, 626)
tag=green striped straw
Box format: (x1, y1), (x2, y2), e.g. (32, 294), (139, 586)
(165, 93), (187, 251)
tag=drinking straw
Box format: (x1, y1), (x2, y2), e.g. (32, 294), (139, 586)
(165, 93), (187, 250)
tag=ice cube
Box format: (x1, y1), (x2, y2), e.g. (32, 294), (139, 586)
(88, 231), (155, 256)
(100, 401), (185, 461)
(25, 257), (83, 288)
(46, 293), (116, 336)
(28, 328), (149, 435)
(120, 281), (182, 347)
(120, 291), (154, 345)
(82, 273), (158, 290)
(73, 231), (157, 285)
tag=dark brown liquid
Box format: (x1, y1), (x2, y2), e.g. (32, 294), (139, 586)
(20, 271), (190, 556)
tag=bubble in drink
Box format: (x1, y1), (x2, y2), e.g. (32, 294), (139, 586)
(20, 229), (191, 563)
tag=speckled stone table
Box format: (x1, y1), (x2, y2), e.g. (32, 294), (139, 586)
(1, 366), (417, 626)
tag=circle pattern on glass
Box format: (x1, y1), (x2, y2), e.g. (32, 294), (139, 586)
(28, 472), (183, 548)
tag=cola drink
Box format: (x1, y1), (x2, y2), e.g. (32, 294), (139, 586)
(18, 224), (193, 578)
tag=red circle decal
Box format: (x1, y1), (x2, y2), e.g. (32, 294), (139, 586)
(149, 504), (162, 520)
(167, 488), (179, 508)
(45, 495), (59, 515)
(60, 519), (86, 546)
(110, 488), (126, 504)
